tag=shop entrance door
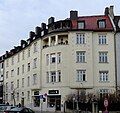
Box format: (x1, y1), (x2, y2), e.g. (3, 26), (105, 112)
(21, 98), (24, 106)
(56, 98), (61, 111)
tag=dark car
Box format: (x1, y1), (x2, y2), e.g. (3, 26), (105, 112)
(4, 107), (35, 113)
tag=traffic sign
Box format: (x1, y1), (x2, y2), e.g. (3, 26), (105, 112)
(104, 98), (108, 107)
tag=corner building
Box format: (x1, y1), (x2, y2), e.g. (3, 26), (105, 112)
(3, 10), (116, 112)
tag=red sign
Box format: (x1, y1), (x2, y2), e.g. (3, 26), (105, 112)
(104, 98), (108, 107)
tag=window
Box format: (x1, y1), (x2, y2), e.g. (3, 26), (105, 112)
(76, 51), (86, 63)
(22, 78), (24, 87)
(50, 53), (56, 63)
(58, 70), (61, 82)
(33, 74), (37, 85)
(27, 91), (30, 100)
(17, 92), (19, 101)
(11, 57), (14, 65)
(6, 82), (8, 92)
(76, 33), (85, 44)
(6, 94), (8, 102)
(46, 54), (49, 65)
(78, 21), (85, 29)
(28, 48), (30, 57)
(99, 35), (107, 44)
(33, 58), (37, 68)
(99, 71), (108, 82)
(28, 63), (30, 71)
(17, 79), (19, 88)
(17, 53), (20, 62)
(22, 50), (25, 60)
(77, 70), (86, 82)
(11, 69), (14, 77)
(11, 93), (13, 100)
(27, 76), (30, 87)
(98, 20), (106, 28)
(17, 67), (19, 75)
(11, 82), (14, 91)
(47, 71), (61, 83)
(46, 72), (49, 83)
(99, 52), (108, 63)
(6, 59), (9, 67)
(33, 42), (37, 52)
(51, 71), (57, 82)
(6, 71), (9, 79)
(22, 64), (24, 74)
(57, 53), (61, 63)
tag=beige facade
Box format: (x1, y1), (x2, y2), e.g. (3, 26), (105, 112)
(3, 30), (116, 111)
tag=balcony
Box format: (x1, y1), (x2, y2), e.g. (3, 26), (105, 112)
(48, 20), (71, 33)
(43, 34), (68, 49)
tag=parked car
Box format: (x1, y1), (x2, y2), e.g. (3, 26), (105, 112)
(4, 107), (35, 113)
(0, 105), (16, 113)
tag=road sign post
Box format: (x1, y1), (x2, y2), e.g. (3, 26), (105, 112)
(104, 98), (108, 113)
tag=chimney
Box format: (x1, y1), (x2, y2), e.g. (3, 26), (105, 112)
(109, 5), (114, 19)
(41, 23), (46, 30)
(35, 26), (41, 37)
(48, 17), (55, 25)
(104, 7), (109, 15)
(70, 10), (78, 20)
(29, 31), (35, 39)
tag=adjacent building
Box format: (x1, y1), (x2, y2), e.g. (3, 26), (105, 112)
(0, 56), (4, 103)
(0, 6), (117, 112)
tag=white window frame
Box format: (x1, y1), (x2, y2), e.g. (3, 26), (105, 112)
(51, 71), (56, 82)
(33, 42), (37, 53)
(57, 52), (61, 64)
(99, 20), (105, 28)
(11, 81), (14, 91)
(76, 51), (86, 63)
(99, 35), (107, 44)
(17, 92), (19, 101)
(99, 52), (108, 63)
(50, 53), (56, 63)
(17, 79), (19, 88)
(22, 64), (24, 74)
(6, 71), (8, 79)
(76, 34), (85, 44)
(17, 67), (19, 75)
(78, 22), (85, 29)
(99, 71), (108, 82)
(22, 78), (24, 87)
(11, 69), (14, 77)
(33, 74), (37, 85)
(77, 70), (86, 82)
(33, 58), (37, 68)
(28, 63), (30, 71)
(27, 76), (30, 87)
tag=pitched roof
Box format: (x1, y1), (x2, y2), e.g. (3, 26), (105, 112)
(72, 15), (114, 31)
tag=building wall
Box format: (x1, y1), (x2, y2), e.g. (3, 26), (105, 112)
(4, 39), (42, 106)
(116, 33), (120, 89)
(3, 30), (116, 111)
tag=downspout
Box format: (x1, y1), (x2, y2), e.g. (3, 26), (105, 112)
(108, 15), (117, 93)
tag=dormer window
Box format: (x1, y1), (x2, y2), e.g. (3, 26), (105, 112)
(78, 21), (85, 29)
(98, 20), (106, 28)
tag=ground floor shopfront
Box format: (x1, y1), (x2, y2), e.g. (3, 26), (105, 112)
(6, 87), (115, 112)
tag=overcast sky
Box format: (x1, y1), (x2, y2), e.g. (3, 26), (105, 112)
(0, 0), (119, 55)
